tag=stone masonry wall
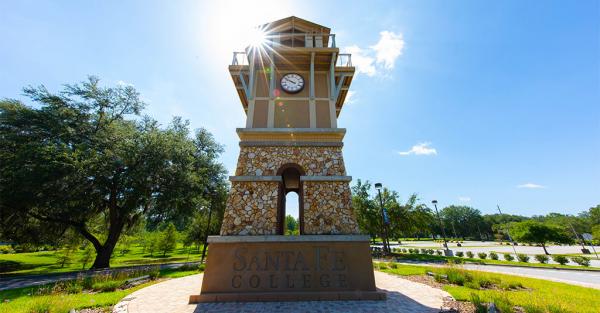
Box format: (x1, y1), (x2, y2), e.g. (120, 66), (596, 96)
(235, 146), (346, 176)
(303, 181), (359, 234)
(221, 145), (361, 236)
(220, 181), (279, 235)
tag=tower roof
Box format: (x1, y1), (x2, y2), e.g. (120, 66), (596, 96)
(260, 16), (331, 35)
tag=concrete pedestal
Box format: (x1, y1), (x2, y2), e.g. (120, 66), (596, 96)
(189, 235), (386, 302)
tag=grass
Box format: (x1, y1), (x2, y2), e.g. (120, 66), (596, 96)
(377, 262), (600, 313)
(0, 266), (202, 313)
(0, 243), (205, 277)
(390, 252), (600, 271)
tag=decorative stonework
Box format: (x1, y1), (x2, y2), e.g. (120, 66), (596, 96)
(221, 181), (279, 235)
(303, 181), (359, 234)
(235, 146), (346, 176)
(221, 144), (360, 236)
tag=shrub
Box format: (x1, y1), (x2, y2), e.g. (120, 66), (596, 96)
(517, 254), (530, 263)
(401, 248), (407, 253)
(570, 256), (591, 267)
(378, 262), (388, 270)
(552, 255), (569, 265)
(0, 245), (15, 254)
(91, 280), (122, 292)
(503, 253), (515, 261)
(420, 248), (428, 254)
(491, 295), (514, 313)
(477, 252), (487, 260)
(436, 250), (442, 256)
(466, 251), (474, 258)
(148, 268), (161, 279)
(445, 268), (472, 286)
(198, 263), (206, 271)
(489, 252), (499, 260)
(389, 262), (398, 269)
(427, 249), (435, 255)
(448, 258), (464, 265)
(534, 254), (549, 264)
(470, 293), (487, 313)
(455, 251), (464, 257)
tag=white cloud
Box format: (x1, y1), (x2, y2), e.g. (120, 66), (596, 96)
(342, 31), (404, 77)
(371, 31), (405, 70)
(345, 90), (356, 104)
(117, 80), (134, 87)
(517, 183), (546, 189)
(342, 45), (376, 76)
(458, 196), (471, 202)
(398, 142), (437, 156)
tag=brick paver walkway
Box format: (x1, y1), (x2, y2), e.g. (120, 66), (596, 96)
(114, 271), (450, 313)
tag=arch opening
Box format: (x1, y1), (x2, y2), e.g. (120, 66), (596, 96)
(277, 164), (304, 235)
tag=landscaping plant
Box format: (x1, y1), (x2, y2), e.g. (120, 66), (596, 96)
(534, 254), (549, 264)
(552, 255), (569, 265)
(489, 252), (499, 260)
(503, 253), (515, 261)
(517, 254), (530, 263)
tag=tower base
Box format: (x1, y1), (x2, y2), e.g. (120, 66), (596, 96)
(189, 235), (386, 303)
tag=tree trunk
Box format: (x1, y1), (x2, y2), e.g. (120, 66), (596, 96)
(90, 218), (124, 269)
(542, 243), (549, 255)
(91, 244), (116, 269)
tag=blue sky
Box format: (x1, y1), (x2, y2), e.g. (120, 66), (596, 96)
(1, 0), (598, 217)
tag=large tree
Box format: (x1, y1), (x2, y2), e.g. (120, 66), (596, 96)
(440, 205), (484, 240)
(511, 220), (572, 255)
(0, 77), (226, 268)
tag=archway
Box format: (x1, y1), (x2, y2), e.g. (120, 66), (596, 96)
(277, 164), (304, 235)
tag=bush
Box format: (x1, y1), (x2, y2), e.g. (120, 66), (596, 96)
(489, 252), (499, 260)
(91, 280), (122, 292)
(570, 256), (591, 267)
(378, 262), (388, 270)
(466, 251), (474, 258)
(389, 262), (398, 269)
(455, 251), (464, 257)
(0, 245), (15, 254)
(148, 268), (161, 279)
(427, 249), (435, 255)
(448, 258), (464, 265)
(477, 252), (487, 260)
(503, 253), (515, 261)
(401, 248), (407, 253)
(552, 255), (569, 265)
(517, 254), (530, 263)
(198, 263), (206, 271)
(534, 254), (549, 264)
(470, 293), (487, 313)
(445, 268), (472, 286)
(420, 248), (428, 254)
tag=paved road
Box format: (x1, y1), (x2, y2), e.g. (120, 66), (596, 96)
(461, 264), (600, 290)
(0, 262), (199, 291)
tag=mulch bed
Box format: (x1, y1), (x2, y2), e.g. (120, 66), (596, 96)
(401, 274), (476, 313)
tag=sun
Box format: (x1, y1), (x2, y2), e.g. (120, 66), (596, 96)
(248, 27), (267, 47)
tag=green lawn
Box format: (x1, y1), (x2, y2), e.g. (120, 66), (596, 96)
(0, 243), (205, 277)
(0, 267), (202, 313)
(391, 252), (600, 271)
(377, 262), (600, 313)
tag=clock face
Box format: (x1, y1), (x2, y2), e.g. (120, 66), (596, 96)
(280, 73), (304, 94)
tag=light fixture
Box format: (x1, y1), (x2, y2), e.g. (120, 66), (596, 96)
(374, 182), (382, 190)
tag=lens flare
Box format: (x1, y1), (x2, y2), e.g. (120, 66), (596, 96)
(248, 27), (267, 47)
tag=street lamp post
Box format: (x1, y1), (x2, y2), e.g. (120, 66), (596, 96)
(432, 200), (449, 253)
(375, 183), (390, 255)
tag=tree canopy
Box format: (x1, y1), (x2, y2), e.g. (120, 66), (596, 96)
(511, 220), (572, 255)
(0, 76), (227, 268)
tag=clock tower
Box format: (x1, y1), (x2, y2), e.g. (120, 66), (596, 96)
(190, 16), (385, 303)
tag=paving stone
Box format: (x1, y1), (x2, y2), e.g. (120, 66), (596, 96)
(115, 271), (450, 313)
